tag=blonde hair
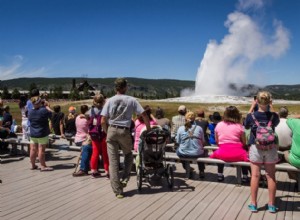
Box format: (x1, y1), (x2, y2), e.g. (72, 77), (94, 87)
(185, 111), (195, 131)
(257, 91), (271, 106)
(30, 96), (41, 105)
(67, 112), (75, 120)
(93, 94), (105, 106)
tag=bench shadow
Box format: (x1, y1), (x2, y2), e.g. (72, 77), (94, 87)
(46, 151), (77, 162)
(276, 192), (300, 211)
(0, 155), (25, 164)
(51, 163), (76, 170)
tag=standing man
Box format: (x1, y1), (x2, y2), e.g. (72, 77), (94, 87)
(171, 105), (187, 143)
(101, 78), (150, 198)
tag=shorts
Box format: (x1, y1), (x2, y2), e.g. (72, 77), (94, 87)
(30, 136), (49, 145)
(249, 144), (279, 164)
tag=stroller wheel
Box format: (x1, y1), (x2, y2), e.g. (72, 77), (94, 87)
(137, 165), (143, 192)
(166, 164), (174, 189)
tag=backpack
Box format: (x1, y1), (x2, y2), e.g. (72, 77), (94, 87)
(88, 107), (104, 141)
(251, 113), (275, 149)
(182, 125), (199, 141)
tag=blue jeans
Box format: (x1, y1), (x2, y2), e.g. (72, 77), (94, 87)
(80, 144), (92, 172)
(176, 149), (206, 172)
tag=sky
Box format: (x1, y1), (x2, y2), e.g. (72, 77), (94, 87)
(0, 0), (299, 89)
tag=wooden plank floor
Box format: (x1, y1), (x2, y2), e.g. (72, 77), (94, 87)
(1, 141), (300, 220)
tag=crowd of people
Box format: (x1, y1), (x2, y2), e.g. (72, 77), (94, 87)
(1, 79), (300, 213)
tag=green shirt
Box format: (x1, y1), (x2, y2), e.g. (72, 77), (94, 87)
(287, 118), (300, 168)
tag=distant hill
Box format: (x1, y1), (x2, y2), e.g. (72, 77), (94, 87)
(1, 77), (300, 100)
(0, 77), (194, 99)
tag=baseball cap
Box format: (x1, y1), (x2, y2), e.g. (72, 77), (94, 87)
(68, 106), (76, 113)
(178, 105), (186, 112)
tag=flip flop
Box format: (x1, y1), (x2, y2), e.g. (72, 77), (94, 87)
(30, 165), (39, 170)
(40, 167), (54, 172)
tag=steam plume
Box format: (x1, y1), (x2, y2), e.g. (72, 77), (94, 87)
(194, 0), (290, 96)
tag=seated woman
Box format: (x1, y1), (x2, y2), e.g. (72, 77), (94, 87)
(74, 105), (89, 146)
(50, 105), (64, 137)
(176, 111), (206, 179)
(0, 107), (10, 139)
(134, 105), (157, 152)
(64, 106), (77, 138)
(73, 135), (92, 177)
(210, 106), (249, 182)
(284, 116), (300, 183)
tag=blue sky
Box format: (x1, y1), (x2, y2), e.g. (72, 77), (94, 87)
(0, 0), (299, 86)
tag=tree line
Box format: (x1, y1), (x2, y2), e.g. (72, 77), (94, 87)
(0, 82), (180, 100)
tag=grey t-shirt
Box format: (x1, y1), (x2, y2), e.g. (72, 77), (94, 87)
(101, 94), (144, 128)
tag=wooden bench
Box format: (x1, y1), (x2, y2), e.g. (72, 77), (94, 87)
(1, 138), (31, 155)
(164, 150), (300, 191)
(64, 142), (300, 191)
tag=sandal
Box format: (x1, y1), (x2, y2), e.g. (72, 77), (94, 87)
(248, 204), (258, 212)
(40, 167), (54, 172)
(266, 204), (278, 213)
(30, 165), (39, 170)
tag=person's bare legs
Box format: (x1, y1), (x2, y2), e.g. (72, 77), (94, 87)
(38, 144), (47, 168)
(30, 143), (38, 169)
(264, 163), (277, 205)
(250, 163), (261, 205)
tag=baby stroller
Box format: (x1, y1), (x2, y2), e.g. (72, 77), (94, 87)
(136, 126), (174, 191)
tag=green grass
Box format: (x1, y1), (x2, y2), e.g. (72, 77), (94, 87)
(8, 99), (300, 126)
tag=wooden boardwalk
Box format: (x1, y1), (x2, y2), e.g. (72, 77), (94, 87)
(1, 142), (300, 220)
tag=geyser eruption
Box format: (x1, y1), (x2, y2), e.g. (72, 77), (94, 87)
(194, 0), (290, 96)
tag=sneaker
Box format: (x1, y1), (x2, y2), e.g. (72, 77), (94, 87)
(266, 204), (278, 213)
(72, 170), (88, 177)
(242, 176), (249, 183)
(116, 194), (124, 199)
(199, 171), (205, 179)
(217, 175), (225, 182)
(248, 204), (258, 212)
(91, 172), (101, 178)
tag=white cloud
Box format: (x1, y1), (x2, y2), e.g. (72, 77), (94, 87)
(237, 0), (264, 11)
(0, 56), (48, 80)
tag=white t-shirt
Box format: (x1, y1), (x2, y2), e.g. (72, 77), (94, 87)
(275, 118), (292, 148)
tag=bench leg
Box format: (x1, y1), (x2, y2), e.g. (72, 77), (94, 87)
(236, 166), (242, 186)
(297, 173), (300, 193)
(10, 143), (18, 155)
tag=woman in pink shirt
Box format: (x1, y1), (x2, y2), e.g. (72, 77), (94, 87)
(134, 105), (157, 152)
(74, 105), (89, 146)
(210, 106), (249, 182)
